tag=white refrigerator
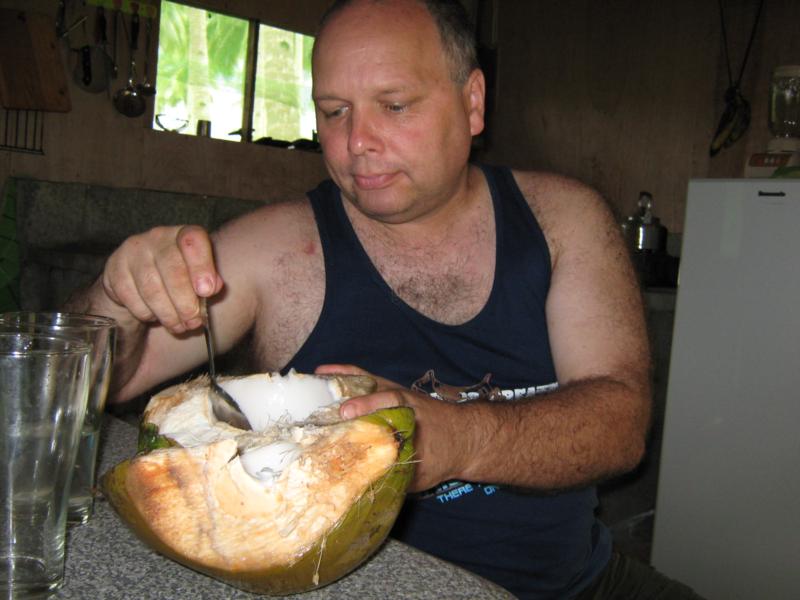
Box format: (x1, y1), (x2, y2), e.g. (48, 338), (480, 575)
(651, 179), (800, 599)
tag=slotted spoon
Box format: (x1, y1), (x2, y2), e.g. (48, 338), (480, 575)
(200, 297), (251, 430)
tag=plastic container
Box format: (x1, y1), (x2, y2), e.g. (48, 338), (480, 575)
(768, 65), (800, 140)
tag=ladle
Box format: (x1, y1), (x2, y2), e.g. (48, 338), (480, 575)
(113, 12), (145, 118)
(200, 298), (252, 430)
(136, 16), (156, 97)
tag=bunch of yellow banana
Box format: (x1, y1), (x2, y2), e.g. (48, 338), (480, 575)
(709, 86), (751, 157)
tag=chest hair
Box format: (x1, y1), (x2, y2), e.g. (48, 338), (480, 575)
(357, 210), (496, 325)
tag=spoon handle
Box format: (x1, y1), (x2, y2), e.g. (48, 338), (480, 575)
(200, 297), (216, 379)
(130, 11), (139, 51)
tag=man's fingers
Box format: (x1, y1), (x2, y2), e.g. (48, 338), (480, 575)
(314, 365), (411, 418)
(102, 264), (156, 324)
(101, 225), (221, 335)
(172, 225), (223, 329)
(339, 390), (408, 420)
(177, 225), (223, 297)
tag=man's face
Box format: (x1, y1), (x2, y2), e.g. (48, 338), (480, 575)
(312, 0), (484, 224)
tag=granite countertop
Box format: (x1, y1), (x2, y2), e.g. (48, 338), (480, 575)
(57, 416), (513, 599)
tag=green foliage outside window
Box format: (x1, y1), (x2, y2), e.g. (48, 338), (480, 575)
(253, 24), (315, 143)
(153, 1), (315, 143)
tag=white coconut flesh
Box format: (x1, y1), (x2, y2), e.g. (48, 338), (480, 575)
(131, 371), (400, 570)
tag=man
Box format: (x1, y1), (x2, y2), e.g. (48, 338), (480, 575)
(69, 1), (701, 598)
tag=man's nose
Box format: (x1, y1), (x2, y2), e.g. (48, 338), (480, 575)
(348, 109), (383, 155)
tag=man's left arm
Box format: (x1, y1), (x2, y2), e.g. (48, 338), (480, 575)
(322, 174), (652, 492)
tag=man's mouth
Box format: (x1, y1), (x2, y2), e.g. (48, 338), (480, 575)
(353, 172), (398, 190)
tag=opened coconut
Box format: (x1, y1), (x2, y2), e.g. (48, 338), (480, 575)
(101, 371), (415, 595)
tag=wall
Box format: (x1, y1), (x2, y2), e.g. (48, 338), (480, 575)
(481, 0), (800, 232)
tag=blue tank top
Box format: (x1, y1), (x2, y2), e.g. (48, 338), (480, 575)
(287, 164), (611, 599)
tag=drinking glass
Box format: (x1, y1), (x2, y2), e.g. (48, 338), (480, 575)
(0, 312), (117, 525)
(0, 333), (90, 597)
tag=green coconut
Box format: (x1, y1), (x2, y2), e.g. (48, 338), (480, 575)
(101, 371), (415, 595)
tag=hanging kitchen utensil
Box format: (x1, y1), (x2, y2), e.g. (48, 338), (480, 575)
(709, 0), (764, 157)
(95, 7), (116, 83)
(113, 10), (145, 118)
(71, 8), (112, 94)
(136, 15), (155, 97)
(72, 45), (97, 92)
(110, 6), (119, 80)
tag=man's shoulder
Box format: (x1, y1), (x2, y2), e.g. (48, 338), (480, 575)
(212, 195), (321, 274)
(217, 196), (316, 238)
(503, 168), (616, 256)
(212, 193), (324, 293)
(507, 169), (603, 207)
(506, 168), (608, 217)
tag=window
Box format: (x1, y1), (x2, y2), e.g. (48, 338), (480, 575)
(153, 1), (315, 145)
(252, 24), (315, 144)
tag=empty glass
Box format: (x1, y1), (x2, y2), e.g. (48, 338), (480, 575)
(0, 333), (90, 597)
(0, 313), (117, 525)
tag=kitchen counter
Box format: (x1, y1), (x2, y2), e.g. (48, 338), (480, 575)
(57, 416), (513, 599)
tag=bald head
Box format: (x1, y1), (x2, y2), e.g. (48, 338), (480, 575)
(315, 0), (479, 85)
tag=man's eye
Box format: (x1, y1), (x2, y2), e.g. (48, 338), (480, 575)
(386, 103), (407, 114)
(321, 106), (347, 119)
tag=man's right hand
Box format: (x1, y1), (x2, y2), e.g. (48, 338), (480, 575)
(100, 225), (224, 334)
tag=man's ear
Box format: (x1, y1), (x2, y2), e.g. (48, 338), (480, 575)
(465, 68), (486, 137)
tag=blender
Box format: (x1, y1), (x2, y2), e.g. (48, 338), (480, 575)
(744, 65), (800, 177)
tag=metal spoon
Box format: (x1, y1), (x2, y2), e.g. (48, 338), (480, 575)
(200, 297), (252, 430)
(113, 11), (145, 118)
(136, 16), (156, 97)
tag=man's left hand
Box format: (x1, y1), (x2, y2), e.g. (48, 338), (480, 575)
(314, 363), (470, 492)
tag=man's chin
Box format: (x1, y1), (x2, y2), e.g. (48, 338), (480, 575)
(345, 191), (416, 224)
